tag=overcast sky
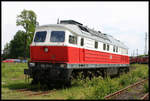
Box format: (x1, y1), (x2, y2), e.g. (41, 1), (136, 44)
(2, 1), (149, 56)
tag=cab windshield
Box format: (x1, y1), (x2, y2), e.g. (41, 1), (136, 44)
(34, 31), (47, 42)
(50, 31), (65, 42)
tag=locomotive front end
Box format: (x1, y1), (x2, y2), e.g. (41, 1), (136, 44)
(24, 25), (72, 85)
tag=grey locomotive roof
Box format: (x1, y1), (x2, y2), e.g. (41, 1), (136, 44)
(60, 20), (83, 26)
(37, 20), (128, 49)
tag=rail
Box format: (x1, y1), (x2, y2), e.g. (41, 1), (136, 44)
(104, 78), (149, 100)
(16, 88), (56, 96)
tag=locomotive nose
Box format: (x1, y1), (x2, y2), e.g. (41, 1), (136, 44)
(30, 46), (68, 62)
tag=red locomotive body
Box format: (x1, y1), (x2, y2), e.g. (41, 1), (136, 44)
(30, 46), (129, 64)
(24, 20), (130, 86)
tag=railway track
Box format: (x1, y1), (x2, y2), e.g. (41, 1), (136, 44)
(141, 93), (149, 100)
(104, 78), (149, 100)
(16, 88), (56, 97)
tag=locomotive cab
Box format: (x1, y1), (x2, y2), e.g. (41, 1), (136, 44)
(30, 27), (74, 63)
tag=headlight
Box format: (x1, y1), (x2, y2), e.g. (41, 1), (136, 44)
(29, 63), (35, 67)
(44, 47), (48, 52)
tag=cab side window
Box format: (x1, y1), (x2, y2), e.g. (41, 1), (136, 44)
(103, 43), (106, 50)
(81, 38), (84, 46)
(95, 41), (98, 49)
(107, 44), (109, 51)
(69, 35), (77, 44)
(113, 46), (115, 52)
(116, 46), (118, 52)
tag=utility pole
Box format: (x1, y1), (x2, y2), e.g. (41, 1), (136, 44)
(144, 32), (147, 55)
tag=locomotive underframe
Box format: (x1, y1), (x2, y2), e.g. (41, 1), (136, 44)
(24, 62), (129, 85)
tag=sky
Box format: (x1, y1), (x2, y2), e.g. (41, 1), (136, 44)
(2, 1), (149, 56)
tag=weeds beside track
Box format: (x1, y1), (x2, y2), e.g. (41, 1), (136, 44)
(104, 78), (149, 100)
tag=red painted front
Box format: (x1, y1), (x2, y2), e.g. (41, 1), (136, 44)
(30, 46), (129, 64)
(30, 46), (68, 63)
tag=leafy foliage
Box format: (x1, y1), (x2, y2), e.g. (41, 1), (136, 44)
(9, 30), (26, 58)
(143, 82), (149, 93)
(2, 9), (38, 59)
(2, 43), (11, 59)
(16, 9), (38, 44)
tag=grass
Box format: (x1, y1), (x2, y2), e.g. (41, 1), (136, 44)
(1, 63), (149, 99)
(143, 82), (149, 93)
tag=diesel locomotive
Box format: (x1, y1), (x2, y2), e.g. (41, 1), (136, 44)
(24, 20), (130, 86)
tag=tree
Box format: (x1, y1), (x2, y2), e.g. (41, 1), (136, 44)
(9, 30), (27, 58)
(2, 42), (10, 59)
(16, 9), (38, 59)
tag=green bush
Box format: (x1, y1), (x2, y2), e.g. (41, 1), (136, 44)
(84, 76), (103, 87)
(118, 74), (130, 87)
(71, 72), (85, 87)
(83, 64), (148, 99)
(129, 71), (138, 84)
(104, 77), (120, 94)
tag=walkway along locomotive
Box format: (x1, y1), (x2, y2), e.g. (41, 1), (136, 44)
(24, 20), (130, 86)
